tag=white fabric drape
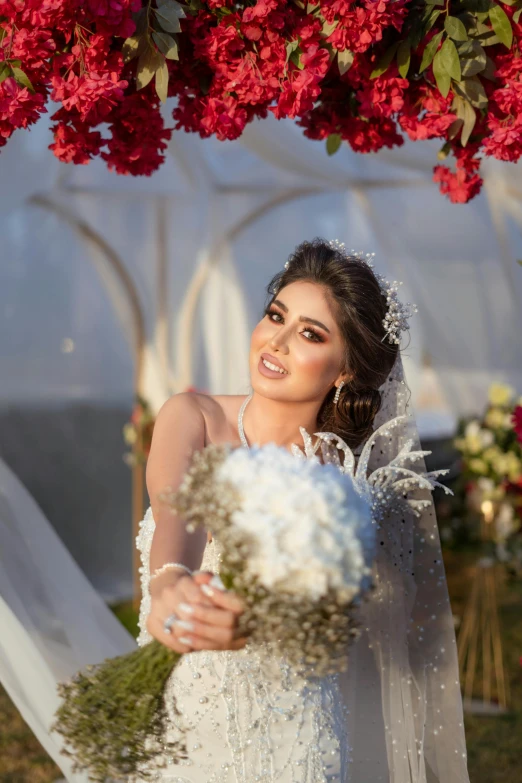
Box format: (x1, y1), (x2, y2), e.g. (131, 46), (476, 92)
(0, 457), (136, 781)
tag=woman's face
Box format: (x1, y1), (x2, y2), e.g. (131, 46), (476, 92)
(250, 280), (348, 402)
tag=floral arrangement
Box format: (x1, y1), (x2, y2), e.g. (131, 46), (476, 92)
(2, 1), (522, 201)
(453, 382), (522, 568)
(123, 395), (156, 466)
(52, 438), (375, 780)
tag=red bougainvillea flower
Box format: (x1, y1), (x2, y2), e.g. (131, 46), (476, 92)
(0, 0), (522, 201)
(513, 406), (522, 444)
(0, 78), (47, 138)
(102, 89), (173, 175)
(50, 118), (103, 164)
(433, 165), (483, 204)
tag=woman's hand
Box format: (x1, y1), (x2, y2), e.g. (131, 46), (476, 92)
(147, 570), (247, 654)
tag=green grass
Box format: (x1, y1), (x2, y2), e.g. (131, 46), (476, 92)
(0, 558), (521, 782)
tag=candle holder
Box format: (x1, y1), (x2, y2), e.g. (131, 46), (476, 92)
(457, 499), (510, 713)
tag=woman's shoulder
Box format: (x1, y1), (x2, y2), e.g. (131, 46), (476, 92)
(157, 391), (247, 446)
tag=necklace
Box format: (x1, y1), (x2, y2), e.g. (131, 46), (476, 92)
(238, 393), (253, 449)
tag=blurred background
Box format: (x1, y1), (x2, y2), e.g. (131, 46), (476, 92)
(1, 112), (522, 782)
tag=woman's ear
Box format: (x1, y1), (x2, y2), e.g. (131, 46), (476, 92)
(335, 371), (351, 387)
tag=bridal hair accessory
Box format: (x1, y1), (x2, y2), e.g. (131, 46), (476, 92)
(333, 381), (345, 405)
(283, 240), (418, 346)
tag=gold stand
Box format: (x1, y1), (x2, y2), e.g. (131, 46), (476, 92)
(457, 501), (510, 712)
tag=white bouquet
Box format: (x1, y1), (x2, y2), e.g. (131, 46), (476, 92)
(167, 440), (376, 675)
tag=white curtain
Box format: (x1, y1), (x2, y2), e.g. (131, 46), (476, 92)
(0, 457), (135, 780)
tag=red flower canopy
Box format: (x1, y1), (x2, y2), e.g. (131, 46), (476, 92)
(1, 0), (521, 202)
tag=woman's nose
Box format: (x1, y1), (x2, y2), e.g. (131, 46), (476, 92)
(269, 332), (289, 354)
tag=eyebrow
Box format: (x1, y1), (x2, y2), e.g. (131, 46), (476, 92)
(272, 298), (331, 334)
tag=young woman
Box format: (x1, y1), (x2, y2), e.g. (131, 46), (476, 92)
(137, 238), (470, 783)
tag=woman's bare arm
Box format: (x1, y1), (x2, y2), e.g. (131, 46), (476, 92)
(146, 392), (208, 575)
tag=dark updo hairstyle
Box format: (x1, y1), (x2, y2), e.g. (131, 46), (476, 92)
(267, 237), (400, 451)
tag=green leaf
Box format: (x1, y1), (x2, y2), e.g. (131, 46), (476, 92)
(0, 61), (10, 84)
(136, 46), (164, 90)
(157, 0), (186, 15)
(370, 42), (400, 78)
(454, 75), (488, 107)
(482, 55), (498, 80)
(154, 3), (182, 33)
(397, 40), (411, 77)
(321, 20), (337, 37)
(326, 134), (342, 156)
(337, 48), (354, 75)
(155, 60), (169, 102)
(425, 0), (445, 6)
(445, 16), (469, 40)
(440, 37), (461, 81)
(447, 117), (464, 140)
(425, 8), (442, 33)
(420, 30), (444, 72)
(133, 6), (149, 36)
(489, 4), (513, 48)
(514, 7), (522, 23)
(152, 30), (179, 59)
(454, 96), (477, 145)
(517, 259), (522, 266)
(122, 34), (147, 63)
(433, 49), (451, 97)
(459, 40), (487, 76)
(289, 47), (304, 69)
(285, 40), (299, 63)
(476, 30), (502, 45)
(464, 0), (491, 11)
(11, 66), (34, 92)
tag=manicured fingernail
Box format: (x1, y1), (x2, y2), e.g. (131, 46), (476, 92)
(210, 574), (226, 590)
(179, 636), (192, 645)
(173, 619), (194, 632)
(201, 584), (215, 597)
(179, 602), (194, 615)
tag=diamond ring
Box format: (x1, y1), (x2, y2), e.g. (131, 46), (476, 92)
(163, 612), (179, 635)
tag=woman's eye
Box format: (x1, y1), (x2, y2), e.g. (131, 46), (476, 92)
(302, 329), (322, 342)
(266, 309), (323, 342)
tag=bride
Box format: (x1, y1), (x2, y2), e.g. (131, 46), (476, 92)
(0, 236), (470, 783)
(134, 238), (470, 783)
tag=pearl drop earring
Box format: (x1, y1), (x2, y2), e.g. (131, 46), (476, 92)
(333, 381), (344, 405)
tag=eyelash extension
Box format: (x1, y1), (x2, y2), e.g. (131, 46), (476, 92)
(264, 307), (325, 343)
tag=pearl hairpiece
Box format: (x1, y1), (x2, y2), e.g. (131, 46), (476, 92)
(283, 239), (418, 346)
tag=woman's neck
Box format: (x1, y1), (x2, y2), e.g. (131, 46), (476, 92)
(241, 392), (321, 450)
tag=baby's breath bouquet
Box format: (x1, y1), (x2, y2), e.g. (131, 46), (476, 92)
(52, 440), (375, 781)
(175, 442), (376, 674)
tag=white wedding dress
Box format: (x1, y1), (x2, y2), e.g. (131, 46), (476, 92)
(0, 355), (470, 783)
(134, 508), (348, 783)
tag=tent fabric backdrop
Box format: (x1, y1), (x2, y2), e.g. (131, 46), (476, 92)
(1, 112), (521, 418)
(0, 112), (522, 416)
(0, 111), (521, 598)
